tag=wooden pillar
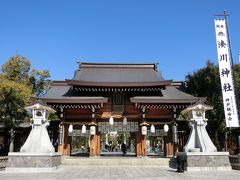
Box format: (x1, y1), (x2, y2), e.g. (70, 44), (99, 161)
(57, 108), (70, 156)
(62, 124), (71, 156)
(89, 134), (95, 156)
(166, 124), (174, 157)
(96, 132), (101, 156)
(136, 131), (147, 157)
(89, 132), (100, 157)
(163, 136), (167, 156)
(142, 134), (147, 157)
(136, 131), (142, 157)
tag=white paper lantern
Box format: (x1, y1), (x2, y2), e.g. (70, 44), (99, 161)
(90, 126), (96, 135)
(105, 133), (109, 145)
(82, 124), (86, 134)
(68, 124), (73, 133)
(150, 124), (155, 133)
(141, 126), (147, 135)
(163, 124), (169, 132)
(123, 117), (127, 126)
(109, 116), (114, 125)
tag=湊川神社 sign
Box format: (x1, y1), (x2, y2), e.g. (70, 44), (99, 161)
(214, 19), (239, 127)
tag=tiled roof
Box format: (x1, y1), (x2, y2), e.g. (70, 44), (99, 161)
(71, 62), (165, 83)
(39, 82), (108, 103)
(130, 86), (199, 104)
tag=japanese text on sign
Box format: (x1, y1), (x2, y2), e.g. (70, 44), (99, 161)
(214, 19), (239, 127)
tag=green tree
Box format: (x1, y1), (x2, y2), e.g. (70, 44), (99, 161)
(28, 69), (51, 96)
(0, 77), (32, 152)
(1, 55), (30, 82)
(0, 78), (31, 128)
(0, 55), (51, 151)
(1, 55), (51, 96)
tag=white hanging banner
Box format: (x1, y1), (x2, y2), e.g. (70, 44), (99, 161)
(214, 19), (239, 127)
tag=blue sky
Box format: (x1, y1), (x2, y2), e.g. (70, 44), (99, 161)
(0, 0), (240, 81)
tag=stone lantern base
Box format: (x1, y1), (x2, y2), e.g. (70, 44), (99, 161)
(176, 151), (231, 171)
(5, 152), (61, 173)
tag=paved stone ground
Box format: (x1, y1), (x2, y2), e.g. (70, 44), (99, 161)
(1, 166), (240, 180)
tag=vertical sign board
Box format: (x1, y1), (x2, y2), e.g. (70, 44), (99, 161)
(214, 19), (239, 127)
(59, 124), (63, 145)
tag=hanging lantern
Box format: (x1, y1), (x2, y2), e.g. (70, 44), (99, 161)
(68, 124), (73, 133)
(109, 116), (114, 125)
(123, 116), (127, 126)
(141, 126), (147, 135)
(82, 124), (86, 134)
(163, 124), (169, 132)
(150, 124), (155, 133)
(90, 126), (96, 135)
(105, 133), (109, 145)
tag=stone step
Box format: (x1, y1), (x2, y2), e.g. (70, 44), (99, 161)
(62, 157), (176, 167)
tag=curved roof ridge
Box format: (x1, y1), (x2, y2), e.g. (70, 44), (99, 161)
(79, 62), (158, 70)
(72, 62), (165, 83)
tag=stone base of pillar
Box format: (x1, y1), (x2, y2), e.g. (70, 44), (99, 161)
(136, 156), (147, 158)
(176, 152), (231, 171)
(5, 152), (61, 173)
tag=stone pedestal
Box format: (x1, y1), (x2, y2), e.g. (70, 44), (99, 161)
(177, 152), (231, 171)
(5, 152), (61, 173)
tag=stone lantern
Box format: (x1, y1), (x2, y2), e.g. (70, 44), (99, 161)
(176, 101), (231, 171)
(182, 102), (217, 152)
(6, 102), (61, 172)
(20, 102), (56, 153)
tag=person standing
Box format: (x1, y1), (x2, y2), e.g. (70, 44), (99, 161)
(121, 142), (126, 155)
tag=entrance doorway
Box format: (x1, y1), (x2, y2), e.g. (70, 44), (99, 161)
(70, 132), (90, 156)
(146, 136), (164, 157)
(100, 132), (136, 156)
(146, 128), (167, 157)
